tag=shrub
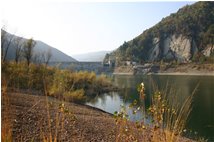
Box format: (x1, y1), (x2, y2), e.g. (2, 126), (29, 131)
(63, 89), (85, 103)
(2, 61), (114, 104)
(49, 69), (113, 98)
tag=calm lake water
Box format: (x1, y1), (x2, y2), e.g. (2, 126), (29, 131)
(86, 74), (214, 141)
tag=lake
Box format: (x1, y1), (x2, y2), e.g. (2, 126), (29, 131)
(86, 74), (214, 141)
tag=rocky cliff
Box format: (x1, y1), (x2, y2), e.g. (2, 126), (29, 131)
(148, 34), (199, 62)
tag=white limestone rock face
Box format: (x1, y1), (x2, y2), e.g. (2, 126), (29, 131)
(202, 45), (213, 57)
(163, 36), (174, 60)
(149, 34), (198, 62)
(149, 38), (160, 61)
(168, 35), (192, 62)
(163, 37), (171, 55)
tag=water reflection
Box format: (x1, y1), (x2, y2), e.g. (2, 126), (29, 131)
(86, 75), (214, 141)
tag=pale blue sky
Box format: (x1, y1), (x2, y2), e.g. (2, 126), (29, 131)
(1, 1), (195, 55)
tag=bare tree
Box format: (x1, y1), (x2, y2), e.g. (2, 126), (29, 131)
(1, 28), (7, 55)
(1, 27), (15, 62)
(23, 38), (36, 66)
(32, 52), (43, 65)
(43, 48), (52, 66)
(14, 37), (24, 63)
(32, 49), (52, 66)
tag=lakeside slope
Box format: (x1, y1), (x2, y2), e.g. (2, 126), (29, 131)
(2, 91), (195, 141)
(2, 92), (116, 141)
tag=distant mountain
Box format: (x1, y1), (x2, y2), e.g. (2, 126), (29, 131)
(104, 2), (214, 64)
(72, 51), (110, 62)
(2, 30), (77, 62)
(34, 41), (77, 62)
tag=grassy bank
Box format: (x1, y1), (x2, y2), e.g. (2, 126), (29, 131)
(1, 62), (117, 103)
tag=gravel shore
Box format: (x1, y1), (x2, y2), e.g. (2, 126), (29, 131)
(2, 91), (195, 142)
(2, 92), (117, 141)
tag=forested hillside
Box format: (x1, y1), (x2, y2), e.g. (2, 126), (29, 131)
(104, 2), (214, 65)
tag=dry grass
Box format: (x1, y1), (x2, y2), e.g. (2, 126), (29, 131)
(2, 61), (115, 103)
(113, 82), (198, 142)
(63, 89), (86, 103)
(41, 97), (67, 142)
(1, 81), (13, 142)
(42, 71), (69, 142)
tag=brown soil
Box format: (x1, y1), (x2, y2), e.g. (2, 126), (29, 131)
(2, 92), (117, 141)
(2, 91), (195, 142)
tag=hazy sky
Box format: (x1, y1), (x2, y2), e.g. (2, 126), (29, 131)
(1, 1), (195, 55)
